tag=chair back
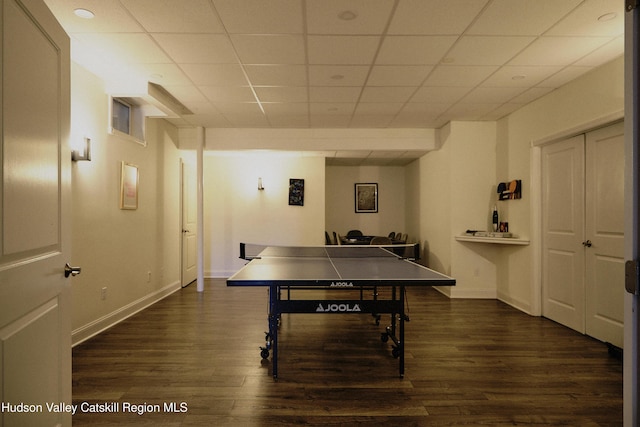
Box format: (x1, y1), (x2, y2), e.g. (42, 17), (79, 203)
(346, 229), (363, 237)
(370, 236), (392, 245)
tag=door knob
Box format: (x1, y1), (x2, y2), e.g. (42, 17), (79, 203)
(64, 263), (82, 278)
(182, 229), (190, 233)
(582, 240), (593, 247)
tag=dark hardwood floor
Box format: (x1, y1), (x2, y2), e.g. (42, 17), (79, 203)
(72, 279), (622, 426)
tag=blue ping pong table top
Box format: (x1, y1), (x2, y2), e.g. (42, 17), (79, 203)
(227, 245), (455, 287)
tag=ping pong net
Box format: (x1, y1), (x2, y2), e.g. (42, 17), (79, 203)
(239, 242), (421, 262)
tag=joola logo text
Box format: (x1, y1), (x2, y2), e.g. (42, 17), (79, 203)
(330, 281), (353, 287)
(316, 303), (361, 312)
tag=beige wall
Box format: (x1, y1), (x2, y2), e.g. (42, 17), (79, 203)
(204, 153), (326, 277)
(325, 166), (406, 240)
(70, 63), (183, 345)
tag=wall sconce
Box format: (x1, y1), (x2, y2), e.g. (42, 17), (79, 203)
(258, 177), (265, 190)
(72, 137), (92, 161)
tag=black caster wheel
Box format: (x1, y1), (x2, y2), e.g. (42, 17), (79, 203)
(392, 346), (400, 359)
(381, 333), (389, 343)
(265, 332), (271, 341)
(260, 348), (270, 359)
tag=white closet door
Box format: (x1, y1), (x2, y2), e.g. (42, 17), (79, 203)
(585, 122), (625, 348)
(542, 134), (586, 333)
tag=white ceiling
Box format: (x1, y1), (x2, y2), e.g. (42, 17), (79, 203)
(44, 0), (624, 164)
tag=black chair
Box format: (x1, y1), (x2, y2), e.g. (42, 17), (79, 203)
(333, 231), (339, 245)
(370, 236), (392, 245)
(388, 232), (396, 239)
(346, 230), (363, 237)
(325, 231), (333, 245)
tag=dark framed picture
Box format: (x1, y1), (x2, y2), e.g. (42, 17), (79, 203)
(289, 178), (304, 206)
(355, 183), (378, 213)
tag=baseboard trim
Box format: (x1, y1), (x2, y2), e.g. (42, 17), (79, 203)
(71, 281), (181, 347)
(433, 286), (497, 299)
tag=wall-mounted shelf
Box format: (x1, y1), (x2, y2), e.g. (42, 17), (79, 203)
(455, 235), (530, 246)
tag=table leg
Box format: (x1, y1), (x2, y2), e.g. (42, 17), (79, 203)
(399, 285), (405, 378)
(270, 284), (279, 379)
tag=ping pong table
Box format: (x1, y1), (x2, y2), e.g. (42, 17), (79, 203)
(227, 245), (455, 379)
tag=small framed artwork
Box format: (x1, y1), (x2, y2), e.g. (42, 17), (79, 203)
(120, 161), (139, 210)
(289, 178), (304, 206)
(355, 183), (378, 213)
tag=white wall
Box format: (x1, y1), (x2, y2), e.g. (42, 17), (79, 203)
(70, 63), (183, 345)
(497, 55), (624, 314)
(407, 121), (499, 298)
(204, 153), (326, 277)
(325, 166), (406, 240)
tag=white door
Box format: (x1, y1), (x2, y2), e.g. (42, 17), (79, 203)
(0, 0), (72, 426)
(542, 134), (586, 333)
(542, 123), (625, 347)
(585, 122), (625, 348)
(181, 160), (197, 287)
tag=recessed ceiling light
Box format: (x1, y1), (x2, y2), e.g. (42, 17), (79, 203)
(338, 10), (357, 21)
(330, 74), (345, 80)
(597, 12), (617, 22)
(74, 8), (95, 19)
(441, 57), (455, 64)
(512, 75), (526, 81)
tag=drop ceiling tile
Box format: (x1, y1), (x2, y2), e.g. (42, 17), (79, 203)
(262, 103), (308, 115)
(309, 87), (362, 103)
(376, 36), (458, 65)
(244, 65), (308, 86)
(440, 103), (502, 121)
(547, 0), (624, 37)
(354, 103), (404, 115)
(73, 33), (170, 64)
(574, 36), (624, 66)
(309, 103), (356, 115)
(44, 0), (143, 33)
(367, 66), (433, 86)
(481, 103), (523, 120)
(212, 0), (303, 34)
(310, 115), (352, 128)
(162, 85), (211, 104)
(509, 87), (555, 104)
(388, 0), (489, 35)
(424, 65), (499, 87)
(410, 86), (471, 103)
(144, 64), (193, 86)
(200, 86), (256, 103)
(350, 114), (394, 128)
(467, 0), (582, 36)
(444, 36), (536, 65)
(308, 65), (370, 86)
(152, 34), (237, 64)
(359, 87), (416, 103)
(231, 35), (306, 64)
(307, 35), (380, 64)
(182, 64), (249, 86)
(306, 0), (395, 34)
(481, 65), (562, 87)
(460, 86), (527, 104)
(537, 66), (594, 87)
(254, 87), (308, 102)
(509, 36), (613, 66)
(121, 0), (225, 33)
(267, 115), (310, 128)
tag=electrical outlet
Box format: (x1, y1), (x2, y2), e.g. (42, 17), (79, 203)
(101, 287), (107, 300)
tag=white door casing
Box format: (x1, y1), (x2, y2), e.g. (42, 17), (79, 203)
(0, 0), (72, 426)
(181, 160), (197, 287)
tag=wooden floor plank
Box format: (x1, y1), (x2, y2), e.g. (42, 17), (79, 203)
(72, 279), (622, 426)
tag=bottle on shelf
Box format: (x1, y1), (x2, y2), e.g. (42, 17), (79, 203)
(492, 205), (499, 232)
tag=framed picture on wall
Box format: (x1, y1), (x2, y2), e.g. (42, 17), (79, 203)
(289, 178), (304, 206)
(355, 183), (378, 213)
(120, 161), (139, 210)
